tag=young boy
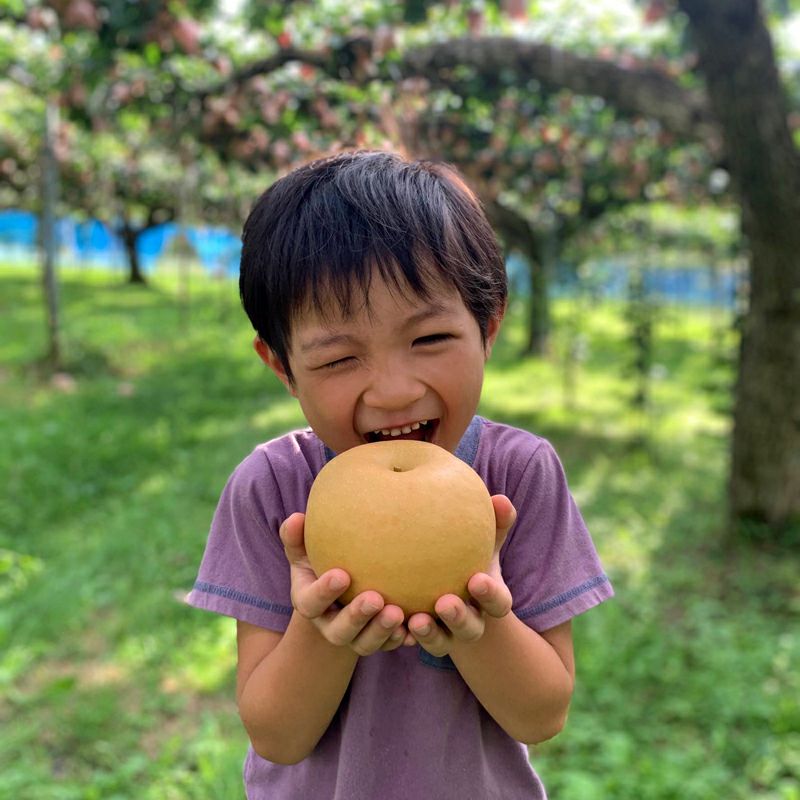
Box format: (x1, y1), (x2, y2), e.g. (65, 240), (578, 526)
(187, 150), (613, 799)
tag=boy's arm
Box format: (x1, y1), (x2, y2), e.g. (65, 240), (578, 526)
(448, 617), (574, 744)
(236, 617), (358, 765)
(236, 513), (410, 765)
(409, 495), (575, 744)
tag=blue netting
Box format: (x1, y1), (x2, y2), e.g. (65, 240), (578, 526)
(0, 210), (738, 306)
(0, 210), (242, 275)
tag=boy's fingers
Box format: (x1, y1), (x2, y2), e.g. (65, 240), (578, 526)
(407, 613), (452, 658)
(435, 596), (485, 642)
(279, 512), (308, 562)
(351, 606), (406, 655)
(322, 591), (386, 647)
(379, 626), (409, 652)
(293, 569), (351, 619)
(468, 573), (513, 618)
(490, 495), (517, 552)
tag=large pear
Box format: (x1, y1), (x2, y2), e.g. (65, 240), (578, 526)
(304, 440), (496, 616)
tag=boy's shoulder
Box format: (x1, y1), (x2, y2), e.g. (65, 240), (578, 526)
(474, 416), (563, 491)
(228, 427), (327, 492)
(255, 426), (327, 467)
(476, 416), (552, 460)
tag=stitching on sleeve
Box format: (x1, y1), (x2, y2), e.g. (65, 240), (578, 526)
(193, 581), (293, 616)
(517, 574), (611, 621)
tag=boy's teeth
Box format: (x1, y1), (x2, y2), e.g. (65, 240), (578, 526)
(373, 420), (428, 437)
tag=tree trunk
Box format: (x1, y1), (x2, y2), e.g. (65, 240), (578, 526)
(525, 256), (550, 356)
(41, 97), (61, 371)
(121, 224), (146, 285)
(678, 0), (800, 538)
(485, 200), (552, 356)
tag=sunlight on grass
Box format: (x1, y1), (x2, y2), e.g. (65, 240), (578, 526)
(0, 644), (42, 689)
(162, 616), (237, 694)
(0, 547), (44, 601)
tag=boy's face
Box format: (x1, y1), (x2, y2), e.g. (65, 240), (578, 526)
(255, 272), (502, 456)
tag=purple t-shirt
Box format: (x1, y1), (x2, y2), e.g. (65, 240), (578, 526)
(187, 416), (613, 799)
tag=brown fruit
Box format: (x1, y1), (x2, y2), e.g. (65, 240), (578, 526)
(304, 440), (495, 617)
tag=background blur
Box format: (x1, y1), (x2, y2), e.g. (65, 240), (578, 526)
(1, 1), (799, 798)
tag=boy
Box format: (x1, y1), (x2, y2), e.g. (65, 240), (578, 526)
(187, 150), (613, 799)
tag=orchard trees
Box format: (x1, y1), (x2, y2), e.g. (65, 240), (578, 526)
(2, 0), (797, 537)
(182, 0), (800, 537)
(0, 0), (255, 284)
(171, 1), (719, 356)
(402, 0), (800, 536)
(407, 0), (800, 537)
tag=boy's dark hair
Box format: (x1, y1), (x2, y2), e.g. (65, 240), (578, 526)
(240, 150), (507, 382)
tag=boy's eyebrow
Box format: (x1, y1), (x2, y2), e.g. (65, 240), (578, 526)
(399, 304), (452, 330)
(298, 332), (359, 354)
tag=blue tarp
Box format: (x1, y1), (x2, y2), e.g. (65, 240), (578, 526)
(0, 210), (242, 275)
(0, 210), (738, 306)
(0, 209), (37, 247)
(506, 252), (739, 308)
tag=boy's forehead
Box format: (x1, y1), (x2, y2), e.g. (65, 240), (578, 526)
(300, 265), (452, 318)
(290, 275), (461, 344)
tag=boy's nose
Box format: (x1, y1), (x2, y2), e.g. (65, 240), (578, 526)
(362, 365), (426, 411)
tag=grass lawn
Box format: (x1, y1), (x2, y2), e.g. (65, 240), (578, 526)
(0, 264), (798, 799)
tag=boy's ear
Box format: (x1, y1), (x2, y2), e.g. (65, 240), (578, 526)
(483, 311), (504, 359)
(253, 337), (297, 396)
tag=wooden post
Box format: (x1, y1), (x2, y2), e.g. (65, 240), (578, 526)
(41, 97), (61, 371)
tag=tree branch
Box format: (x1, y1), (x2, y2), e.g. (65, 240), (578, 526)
(484, 199), (544, 263)
(400, 37), (717, 142)
(196, 46), (331, 100)
(193, 35), (718, 144)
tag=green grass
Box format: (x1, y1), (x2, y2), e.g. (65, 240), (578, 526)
(1, 264), (798, 799)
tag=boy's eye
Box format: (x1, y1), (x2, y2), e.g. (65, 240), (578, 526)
(320, 356), (356, 370)
(414, 333), (453, 347)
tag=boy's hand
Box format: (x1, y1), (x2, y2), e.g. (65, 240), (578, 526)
(280, 513), (411, 655)
(408, 495), (516, 658)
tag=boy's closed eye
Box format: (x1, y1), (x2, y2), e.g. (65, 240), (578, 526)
(413, 333), (454, 346)
(318, 355), (357, 371)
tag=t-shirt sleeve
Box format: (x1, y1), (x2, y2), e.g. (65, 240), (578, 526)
(499, 437), (613, 632)
(185, 448), (295, 632)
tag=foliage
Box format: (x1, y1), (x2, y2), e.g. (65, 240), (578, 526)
(0, 0), (266, 283)
(565, 201), (740, 260)
(2, 1), (798, 243)
(0, 2), (729, 220)
(1, 1), (798, 535)
(4, 0), (796, 297)
(0, 266), (797, 798)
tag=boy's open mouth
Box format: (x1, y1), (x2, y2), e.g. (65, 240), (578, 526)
(365, 419), (438, 444)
